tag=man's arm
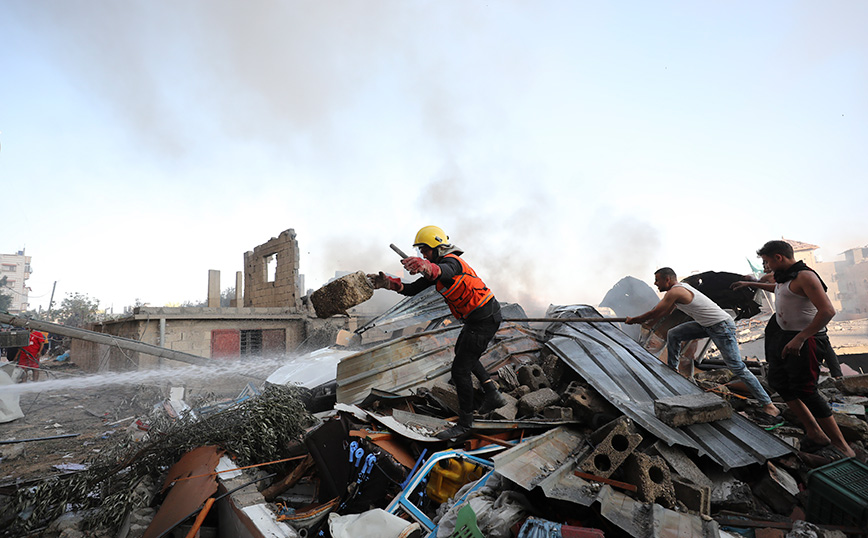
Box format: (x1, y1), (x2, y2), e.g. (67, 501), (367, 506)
(625, 288), (685, 325)
(731, 280), (776, 292)
(782, 271), (835, 357)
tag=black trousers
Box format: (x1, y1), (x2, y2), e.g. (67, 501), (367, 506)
(451, 310), (502, 419)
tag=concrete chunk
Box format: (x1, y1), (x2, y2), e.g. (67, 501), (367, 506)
(543, 406), (573, 420)
(518, 387), (560, 417)
(837, 373), (868, 395)
(654, 392), (732, 427)
(750, 461), (799, 516)
(430, 383), (460, 415)
(707, 468), (754, 513)
(489, 393), (518, 421)
(647, 441), (712, 489)
(310, 271), (374, 318)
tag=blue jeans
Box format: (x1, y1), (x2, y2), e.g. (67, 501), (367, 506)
(667, 319), (772, 406)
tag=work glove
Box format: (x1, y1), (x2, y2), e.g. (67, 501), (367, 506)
(367, 272), (403, 292)
(402, 256), (441, 280)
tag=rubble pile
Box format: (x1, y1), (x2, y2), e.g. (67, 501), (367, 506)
(2, 304), (868, 538)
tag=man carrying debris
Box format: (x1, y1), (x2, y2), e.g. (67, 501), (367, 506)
(626, 268), (780, 421)
(733, 241), (855, 458)
(368, 225), (507, 439)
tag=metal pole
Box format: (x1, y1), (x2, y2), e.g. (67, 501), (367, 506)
(0, 313), (212, 367)
(46, 281), (57, 315)
(503, 317), (627, 323)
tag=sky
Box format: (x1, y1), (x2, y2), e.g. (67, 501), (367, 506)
(1, 1), (866, 317)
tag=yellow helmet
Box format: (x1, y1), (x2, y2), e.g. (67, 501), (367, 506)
(413, 225), (449, 249)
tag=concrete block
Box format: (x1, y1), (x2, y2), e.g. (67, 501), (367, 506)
(496, 364), (521, 391)
(543, 406), (573, 420)
(653, 392), (732, 427)
(625, 452), (677, 509)
(518, 388), (560, 417)
(517, 364), (550, 391)
(563, 381), (616, 423)
(541, 353), (565, 387)
(514, 385), (532, 398)
(647, 441), (712, 488)
(580, 416), (642, 478)
(834, 411), (868, 442)
(838, 373), (868, 395)
(489, 393), (518, 421)
(707, 468), (754, 513)
(430, 383), (461, 415)
(750, 461), (799, 516)
(310, 271), (374, 318)
(671, 476), (711, 516)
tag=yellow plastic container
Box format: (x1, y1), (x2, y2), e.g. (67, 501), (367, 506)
(426, 458), (484, 504)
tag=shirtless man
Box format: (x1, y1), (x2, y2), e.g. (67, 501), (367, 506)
(627, 267), (779, 419)
(733, 240), (854, 457)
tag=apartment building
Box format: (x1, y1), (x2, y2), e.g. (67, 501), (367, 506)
(0, 250), (32, 314)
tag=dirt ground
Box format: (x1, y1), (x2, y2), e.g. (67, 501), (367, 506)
(0, 360), (255, 488)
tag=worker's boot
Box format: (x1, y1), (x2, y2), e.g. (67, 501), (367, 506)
(477, 389), (507, 415)
(436, 411), (473, 440)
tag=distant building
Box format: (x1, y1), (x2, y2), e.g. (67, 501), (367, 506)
(74, 229), (348, 372)
(0, 250), (32, 314)
(783, 239), (868, 320)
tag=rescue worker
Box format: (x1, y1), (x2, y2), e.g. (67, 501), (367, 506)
(368, 226), (507, 439)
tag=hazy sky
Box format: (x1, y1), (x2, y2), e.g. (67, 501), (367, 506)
(2, 1), (866, 317)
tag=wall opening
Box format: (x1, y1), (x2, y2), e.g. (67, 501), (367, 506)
(265, 254), (277, 283)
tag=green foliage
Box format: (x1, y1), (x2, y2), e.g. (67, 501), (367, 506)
(3, 384), (313, 535)
(221, 286), (236, 307)
(55, 292), (100, 327)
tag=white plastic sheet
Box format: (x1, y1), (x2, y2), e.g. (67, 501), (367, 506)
(328, 509), (421, 538)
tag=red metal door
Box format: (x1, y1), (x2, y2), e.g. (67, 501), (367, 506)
(211, 329), (240, 359)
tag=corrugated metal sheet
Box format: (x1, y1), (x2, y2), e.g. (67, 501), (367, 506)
(356, 287), (450, 335)
(543, 305), (793, 471)
(336, 323), (543, 406)
(356, 291), (529, 337)
(491, 427), (586, 490)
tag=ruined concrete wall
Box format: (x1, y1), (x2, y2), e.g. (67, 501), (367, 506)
(72, 322), (143, 373)
(243, 229), (302, 310)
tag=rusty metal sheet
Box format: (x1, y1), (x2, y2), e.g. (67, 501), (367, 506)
(144, 445), (224, 538)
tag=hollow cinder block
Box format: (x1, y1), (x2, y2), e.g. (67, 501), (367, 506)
(579, 417), (643, 478)
(672, 476), (711, 516)
(625, 452), (677, 509)
(517, 364), (550, 391)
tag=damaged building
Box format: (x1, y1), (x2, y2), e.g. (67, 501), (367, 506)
(70, 230), (349, 371)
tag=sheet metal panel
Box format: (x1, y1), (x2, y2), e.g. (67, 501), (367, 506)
(544, 305), (792, 471)
(356, 287), (451, 335)
(336, 324), (543, 406)
(491, 427), (585, 491)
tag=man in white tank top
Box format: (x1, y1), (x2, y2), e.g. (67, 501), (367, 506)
(733, 240), (854, 458)
(627, 267), (779, 419)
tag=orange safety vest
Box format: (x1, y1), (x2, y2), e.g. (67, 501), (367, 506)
(436, 253), (494, 320)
